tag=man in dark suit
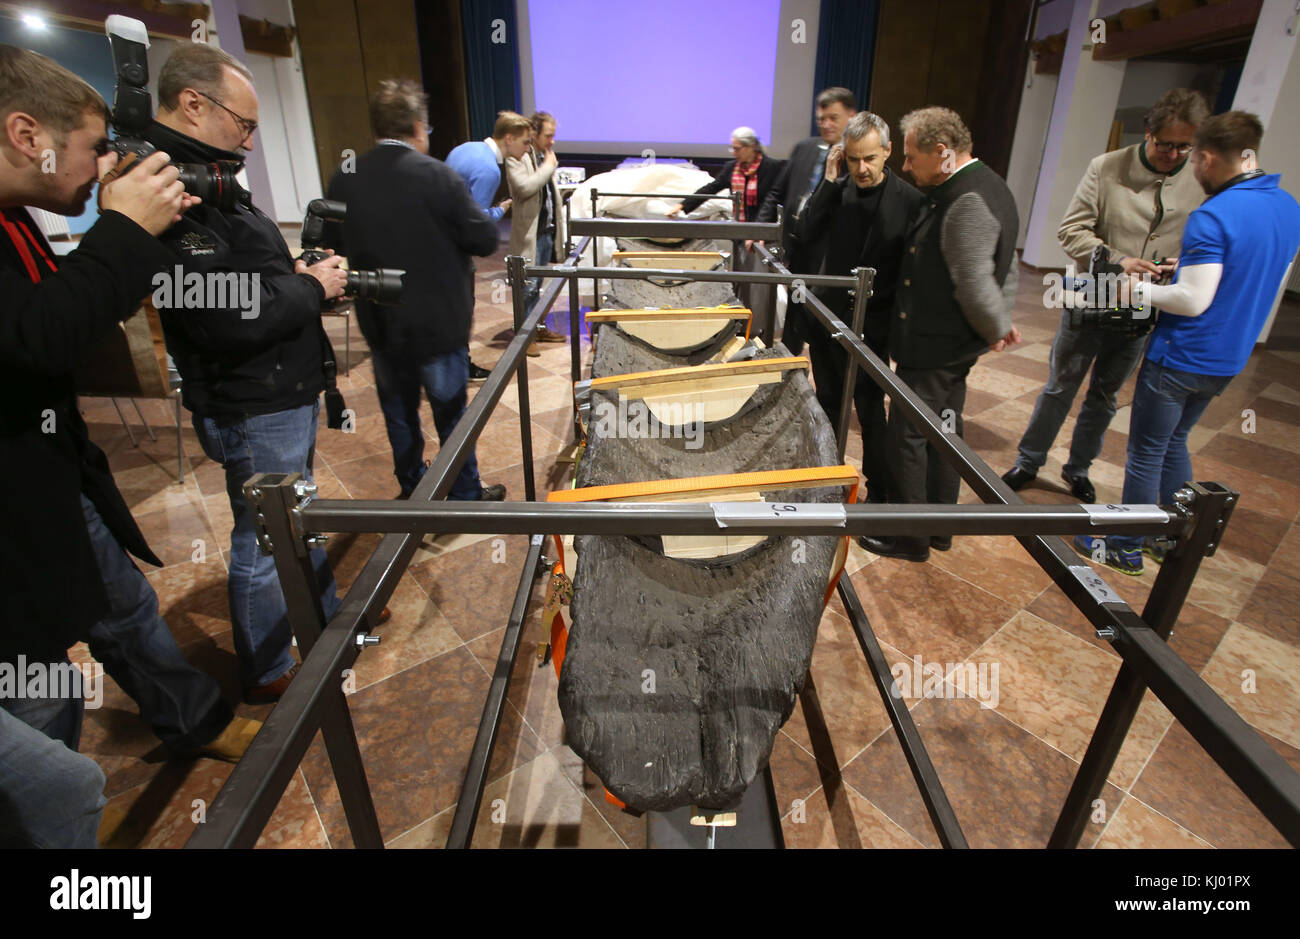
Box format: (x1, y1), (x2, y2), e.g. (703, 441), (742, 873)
(759, 87), (857, 353)
(326, 80), (505, 503)
(0, 47), (253, 847)
(861, 107), (1022, 563)
(796, 112), (923, 505)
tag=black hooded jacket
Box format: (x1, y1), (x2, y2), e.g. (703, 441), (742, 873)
(140, 120), (328, 417)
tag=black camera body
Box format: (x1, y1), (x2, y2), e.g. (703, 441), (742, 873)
(105, 15), (244, 212)
(299, 199), (404, 305)
(1064, 245), (1159, 335)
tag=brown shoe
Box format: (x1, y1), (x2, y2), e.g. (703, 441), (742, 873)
(536, 325), (566, 343)
(243, 664), (298, 705)
(197, 717), (263, 762)
(526, 342), (541, 357)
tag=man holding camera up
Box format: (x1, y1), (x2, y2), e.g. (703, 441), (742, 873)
(0, 46), (255, 846)
(141, 43), (349, 704)
(326, 81), (505, 503)
(1002, 89), (1208, 503)
(1077, 112), (1300, 575)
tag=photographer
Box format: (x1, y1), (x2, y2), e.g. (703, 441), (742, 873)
(1002, 89), (1208, 503)
(325, 80), (506, 502)
(140, 43), (349, 704)
(1078, 112), (1300, 575)
(0, 46), (250, 847)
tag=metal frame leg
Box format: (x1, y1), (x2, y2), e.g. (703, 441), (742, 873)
(248, 473), (384, 849)
(174, 393), (184, 485)
(110, 397), (137, 447)
(1049, 482), (1233, 847)
(130, 398), (157, 443)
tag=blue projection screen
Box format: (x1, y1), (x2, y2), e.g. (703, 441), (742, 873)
(521, 0), (783, 156)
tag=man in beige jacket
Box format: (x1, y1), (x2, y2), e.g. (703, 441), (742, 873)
(506, 111), (567, 345)
(1002, 88), (1207, 503)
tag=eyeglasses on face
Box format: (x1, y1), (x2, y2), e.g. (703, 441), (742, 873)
(197, 90), (258, 140)
(1152, 140), (1193, 155)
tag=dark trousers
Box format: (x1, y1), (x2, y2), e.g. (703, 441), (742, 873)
(889, 359), (975, 546)
(806, 325), (894, 502)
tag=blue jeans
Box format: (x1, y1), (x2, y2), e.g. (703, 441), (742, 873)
(0, 703), (105, 848)
(194, 399), (341, 687)
(1110, 358), (1232, 551)
(80, 494), (231, 750)
(372, 348), (484, 500)
(1016, 314), (1148, 476)
(523, 230), (555, 315)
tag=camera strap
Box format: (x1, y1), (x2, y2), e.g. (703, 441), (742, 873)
(318, 322), (348, 430)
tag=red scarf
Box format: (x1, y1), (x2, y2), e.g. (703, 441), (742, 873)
(1, 207), (58, 282)
(730, 153), (763, 222)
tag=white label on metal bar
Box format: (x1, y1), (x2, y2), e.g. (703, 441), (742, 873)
(1080, 503), (1168, 526)
(711, 502), (846, 529)
(531, 534), (544, 547)
(1068, 565), (1127, 607)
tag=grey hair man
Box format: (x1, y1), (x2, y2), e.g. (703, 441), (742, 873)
(1002, 88), (1209, 503)
(796, 111), (924, 505)
(862, 106), (1020, 563)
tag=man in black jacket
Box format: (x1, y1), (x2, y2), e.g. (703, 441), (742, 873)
(861, 107), (1021, 563)
(326, 81), (505, 503)
(141, 43), (349, 704)
(796, 112), (923, 505)
(0, 47), (250, 847)
(759, 87), (857, 353)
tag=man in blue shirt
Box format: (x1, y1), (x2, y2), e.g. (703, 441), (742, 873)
(1076, 111), (1300, 575)
(446, 112), (531, 380)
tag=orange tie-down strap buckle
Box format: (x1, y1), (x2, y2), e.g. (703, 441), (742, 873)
(542, 465), (860, 811)
(584, 307), (754, 340)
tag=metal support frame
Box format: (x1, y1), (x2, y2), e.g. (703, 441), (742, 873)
(187, 220), (1300, 851)
(445, 534), (546, 848)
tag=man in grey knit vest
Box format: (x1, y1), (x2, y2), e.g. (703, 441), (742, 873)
(1002, 89), (1207, 503)
(860, 107), (1020, 563)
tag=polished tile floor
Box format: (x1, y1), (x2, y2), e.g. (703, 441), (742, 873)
(76, 232), (1300, 848)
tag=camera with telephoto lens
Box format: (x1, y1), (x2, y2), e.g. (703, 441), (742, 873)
(104, 16), (244, 213)
(299, 199), (404, 305)
(1064, 244), (1164, 335)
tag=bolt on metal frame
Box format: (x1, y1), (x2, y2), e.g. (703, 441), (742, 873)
(186, 217), (1300, 850)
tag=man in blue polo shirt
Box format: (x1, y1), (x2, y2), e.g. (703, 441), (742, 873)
(1076, 111), (1300, 575)
(447, 112), (531, 380)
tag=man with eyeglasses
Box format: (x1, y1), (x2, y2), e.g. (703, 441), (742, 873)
(140, 43), (351, 705)
(1002, 88), (1208, 506)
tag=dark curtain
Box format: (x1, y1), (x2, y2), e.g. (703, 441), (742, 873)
(812, 0), (881, 134)
(460, 0), (521, 140)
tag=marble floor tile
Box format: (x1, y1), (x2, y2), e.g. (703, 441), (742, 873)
(1094, 796), (1212, 849)
(101, 766), (327, 849)
(848, 559), (1018, 666)
(299, 645), (545, 846)
(841, 694), (1123, 849)
(1236, 566), (1300, 646)
(1130, 718), (1298, 848)
(408, 534), (534, 642)
(781, 609), (904, 773)
(780, 780), (924, 849)
(1200, 623), (1300, 750)
(386, 750), (625, 849)
(349, 572), (463, 691)
(927, 535), (1054, 608)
